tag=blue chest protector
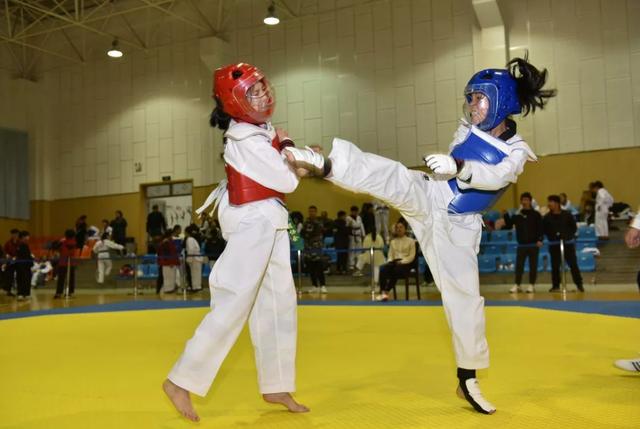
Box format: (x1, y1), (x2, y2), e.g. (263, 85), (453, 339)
(447, 131), (509, 214)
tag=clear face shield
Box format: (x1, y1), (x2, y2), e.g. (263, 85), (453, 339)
(245, 79), (275, 116)
(463, 90), (490, 127)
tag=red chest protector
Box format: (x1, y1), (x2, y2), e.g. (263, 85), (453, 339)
(225, 135), (293, 206)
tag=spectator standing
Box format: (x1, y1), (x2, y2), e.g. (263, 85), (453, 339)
(158, 231), (180, 293)
(147, 205), (167, 252)
(2, 229), (19, 296)
(54, 229), (78, 298)
(504, 192), (544, 293)
(347, 205), (365, 270)
(543, 195), (584, 292)
(15, 231), (33, 300)
(333, 211), (350, 274)
(590, 181), (614, 239)
(301, 206), (327, 294)
(75, 215), (88, 249)
(110, 210), (128, 246)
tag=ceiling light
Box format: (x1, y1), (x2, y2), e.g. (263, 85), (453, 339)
(263, 1), (279, 25)
(107, 39), (123, 58)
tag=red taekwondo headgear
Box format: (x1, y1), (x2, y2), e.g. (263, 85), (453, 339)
(213, 63), (275, 125)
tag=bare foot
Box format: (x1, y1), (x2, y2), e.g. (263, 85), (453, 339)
(162, 379), (200, 422)
(262, 392), (310, 413)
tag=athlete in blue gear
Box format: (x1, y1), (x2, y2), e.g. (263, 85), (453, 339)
(284, 56), (556, 415)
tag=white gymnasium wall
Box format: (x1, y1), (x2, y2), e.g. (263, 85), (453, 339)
(0, 69), (55, 202)
(226, 0), (477, 165)
(43, 35), (227, 201)
(5, 0), (640, 201)
(500, 0), (640, 154)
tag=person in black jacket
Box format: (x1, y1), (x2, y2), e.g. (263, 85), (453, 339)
(333, 210), (350, 274)
(543, 195), (584, 292)
(146, 205), (167, 253)
(504, 192), (543, 293)
(15, 231), (33, 300)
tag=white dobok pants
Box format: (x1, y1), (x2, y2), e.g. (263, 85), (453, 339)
(328, 139), (489, 369)
(96, 258), (112, 284)
(168, 209), (298, 396)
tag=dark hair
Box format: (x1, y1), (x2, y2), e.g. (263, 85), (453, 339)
(65, 229), (75, 239)
(19, 230), (29, 238)
(172, 225), (182, 233)
(115, 210), (123, 217)
(102, 219), (109, 224)
(520, 192), (532, 200)
(10, 228), (19, 234)
(547, 195), (561, 204)
(309, 205), (317, 210)
(593, 180), (603, 188)
(152, 204), (159, 210)
(350, 206), (358, 212)
(337, 210), (346, 217)
(101, 232), (109, 240)
(371, 226), (378, 242)
(209, 97), (232, 132)
(507, 54), (557, 117)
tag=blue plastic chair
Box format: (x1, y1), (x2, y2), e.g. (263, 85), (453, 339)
(202, 264), (212, 278)
(577, 226), (597, 243)
(481, 244), (503, 255)
(478, 254), (498, 273)
(323, 236), (334, 248)
(491, 230), (511, 244)
(577, 253), (596, 272)
(481, 231), (490, 243)
(498, 253), (516, 273)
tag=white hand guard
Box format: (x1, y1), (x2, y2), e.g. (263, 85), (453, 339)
(283, 146), (330, 177)
(423, 154), (472, 181)
(424, 154), (457, 175)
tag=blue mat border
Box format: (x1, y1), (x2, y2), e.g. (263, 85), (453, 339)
(0, 299), (638, 321)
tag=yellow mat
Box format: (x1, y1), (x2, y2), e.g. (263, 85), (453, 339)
(0, 306), (639, 428)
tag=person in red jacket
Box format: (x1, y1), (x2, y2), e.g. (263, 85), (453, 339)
(54, 229), (78, 299)
(157, 230), (180, 293)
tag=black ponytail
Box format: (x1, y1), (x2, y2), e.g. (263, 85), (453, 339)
(209, 97), (232, 131)
(507, 53), (557, 117)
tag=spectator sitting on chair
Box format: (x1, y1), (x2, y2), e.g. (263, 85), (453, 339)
(543, 195), (584, 293)
(353, 227), (385, 285)
(504, 192), (544, 294)
(376, 222), (416, 301)
(31, 257), (53, 288)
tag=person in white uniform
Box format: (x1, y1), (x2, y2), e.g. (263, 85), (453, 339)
(183, 225), (204, 292)
(346, 206), (365, 269)
(614, 211), (640, 372)
(162, 63), (308, 422)
(92, 232), (124, 284)
(284, 57), (556, 415)
(591, 181), (614, 239)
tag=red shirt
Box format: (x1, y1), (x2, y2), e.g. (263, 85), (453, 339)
(58, 238), (78, 266)
(157, 239), (179, 266)
(3, 239), (19, 258)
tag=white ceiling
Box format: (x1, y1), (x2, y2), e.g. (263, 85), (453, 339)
(0, 0), (305, 79)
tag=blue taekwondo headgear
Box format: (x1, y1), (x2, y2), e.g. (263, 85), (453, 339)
(464, 68), (521, 131)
